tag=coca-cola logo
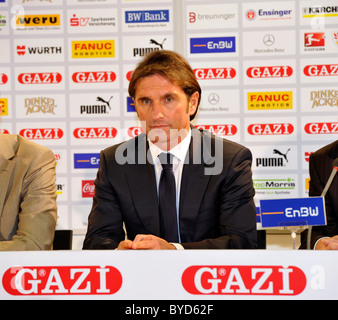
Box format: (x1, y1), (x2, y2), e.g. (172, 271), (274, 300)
(72, 71), (116, 83)
(73, 127), (117, 139)
(304, 122), (338, 134)
(18, 73), (62, 84)
(304, 64), (338, 77)
(247, 66), (293, 79)
(2, 266), (122, 296)
(194, 68), (236, 80)
(248, 123), (294, 135)
(19, 128), (64, 140)
(182, 265), (307, 296)
(82, 180), (95, 198)
(196, 124), (238, 136)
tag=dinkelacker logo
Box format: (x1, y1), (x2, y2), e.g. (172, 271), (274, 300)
(182, 265), (306, 296)
(2, 266), (122, 296)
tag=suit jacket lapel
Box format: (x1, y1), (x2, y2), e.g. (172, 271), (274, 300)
(179, 127), (212, 242)
(124, 134), (161, 236)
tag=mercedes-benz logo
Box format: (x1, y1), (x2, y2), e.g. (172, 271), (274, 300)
(263, 34), (275, 46)
(208, 93), (220, 105)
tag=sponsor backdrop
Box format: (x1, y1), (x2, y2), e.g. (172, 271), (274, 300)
(0, 0), (337, 244)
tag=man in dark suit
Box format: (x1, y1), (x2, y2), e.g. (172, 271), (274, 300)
(83, 51), (257, 250)
(300, 140), (338, 250)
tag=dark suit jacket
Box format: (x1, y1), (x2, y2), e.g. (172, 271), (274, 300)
(83, 127), (257, 250)
(300, 140), (338, 249)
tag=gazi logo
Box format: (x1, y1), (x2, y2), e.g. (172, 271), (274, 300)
(182, 265), (307, 296)
(2, 266), (122, 296)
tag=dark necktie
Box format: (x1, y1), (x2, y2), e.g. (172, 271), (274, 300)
(158, 153), (179, 243)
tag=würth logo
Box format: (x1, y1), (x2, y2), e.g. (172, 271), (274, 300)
(182, 265), (307, 296)
(2, 266), (122, 296)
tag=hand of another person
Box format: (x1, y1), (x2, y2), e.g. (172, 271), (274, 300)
(316, 236), (338, 250)
(132, 234), (177, 250)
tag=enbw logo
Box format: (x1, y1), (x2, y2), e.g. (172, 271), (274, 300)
(191, 37), (236, 54)
(74, 153), (100, 169)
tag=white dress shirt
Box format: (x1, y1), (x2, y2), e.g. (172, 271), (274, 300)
(148, 129), (192, 249)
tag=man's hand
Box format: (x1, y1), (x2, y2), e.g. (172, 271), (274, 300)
(116, 235), (177, 250)
(316, 236), (338, 250)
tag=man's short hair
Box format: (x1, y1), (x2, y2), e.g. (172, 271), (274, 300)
(128, 50), (202, 121)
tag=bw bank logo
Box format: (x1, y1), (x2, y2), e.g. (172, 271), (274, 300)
(125, 10), (170, 23)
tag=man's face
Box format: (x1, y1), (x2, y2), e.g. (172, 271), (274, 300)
(134, 74), (199, 150)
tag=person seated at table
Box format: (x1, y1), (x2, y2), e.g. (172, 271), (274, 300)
(0, 131), (57, 251)
(83, 50), (257, 250)
(300, 140), (338, 250)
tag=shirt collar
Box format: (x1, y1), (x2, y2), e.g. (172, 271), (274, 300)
(148, 128), (192, 163)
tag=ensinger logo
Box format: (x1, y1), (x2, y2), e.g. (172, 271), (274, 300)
(72, 71), (116, 84)
(19, 128), (64, 140)
(304, 122), (338, 134)
(304, 64), (338, 77)
(72, 40), (115, 59)
(194, 68), (236, 80)
(73, 127), (117, 139)
(248, 123), (294, 135)
(18, 73), (62, 85)
(2, 266), (122, 296)
(248, 92), (293, 110)
(16, 14), (61, 27)
(190, 37), (236, 54)
(182, 265), (306, 296)
(247, 66), (293, 79)
(125, 10), (169, 23)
